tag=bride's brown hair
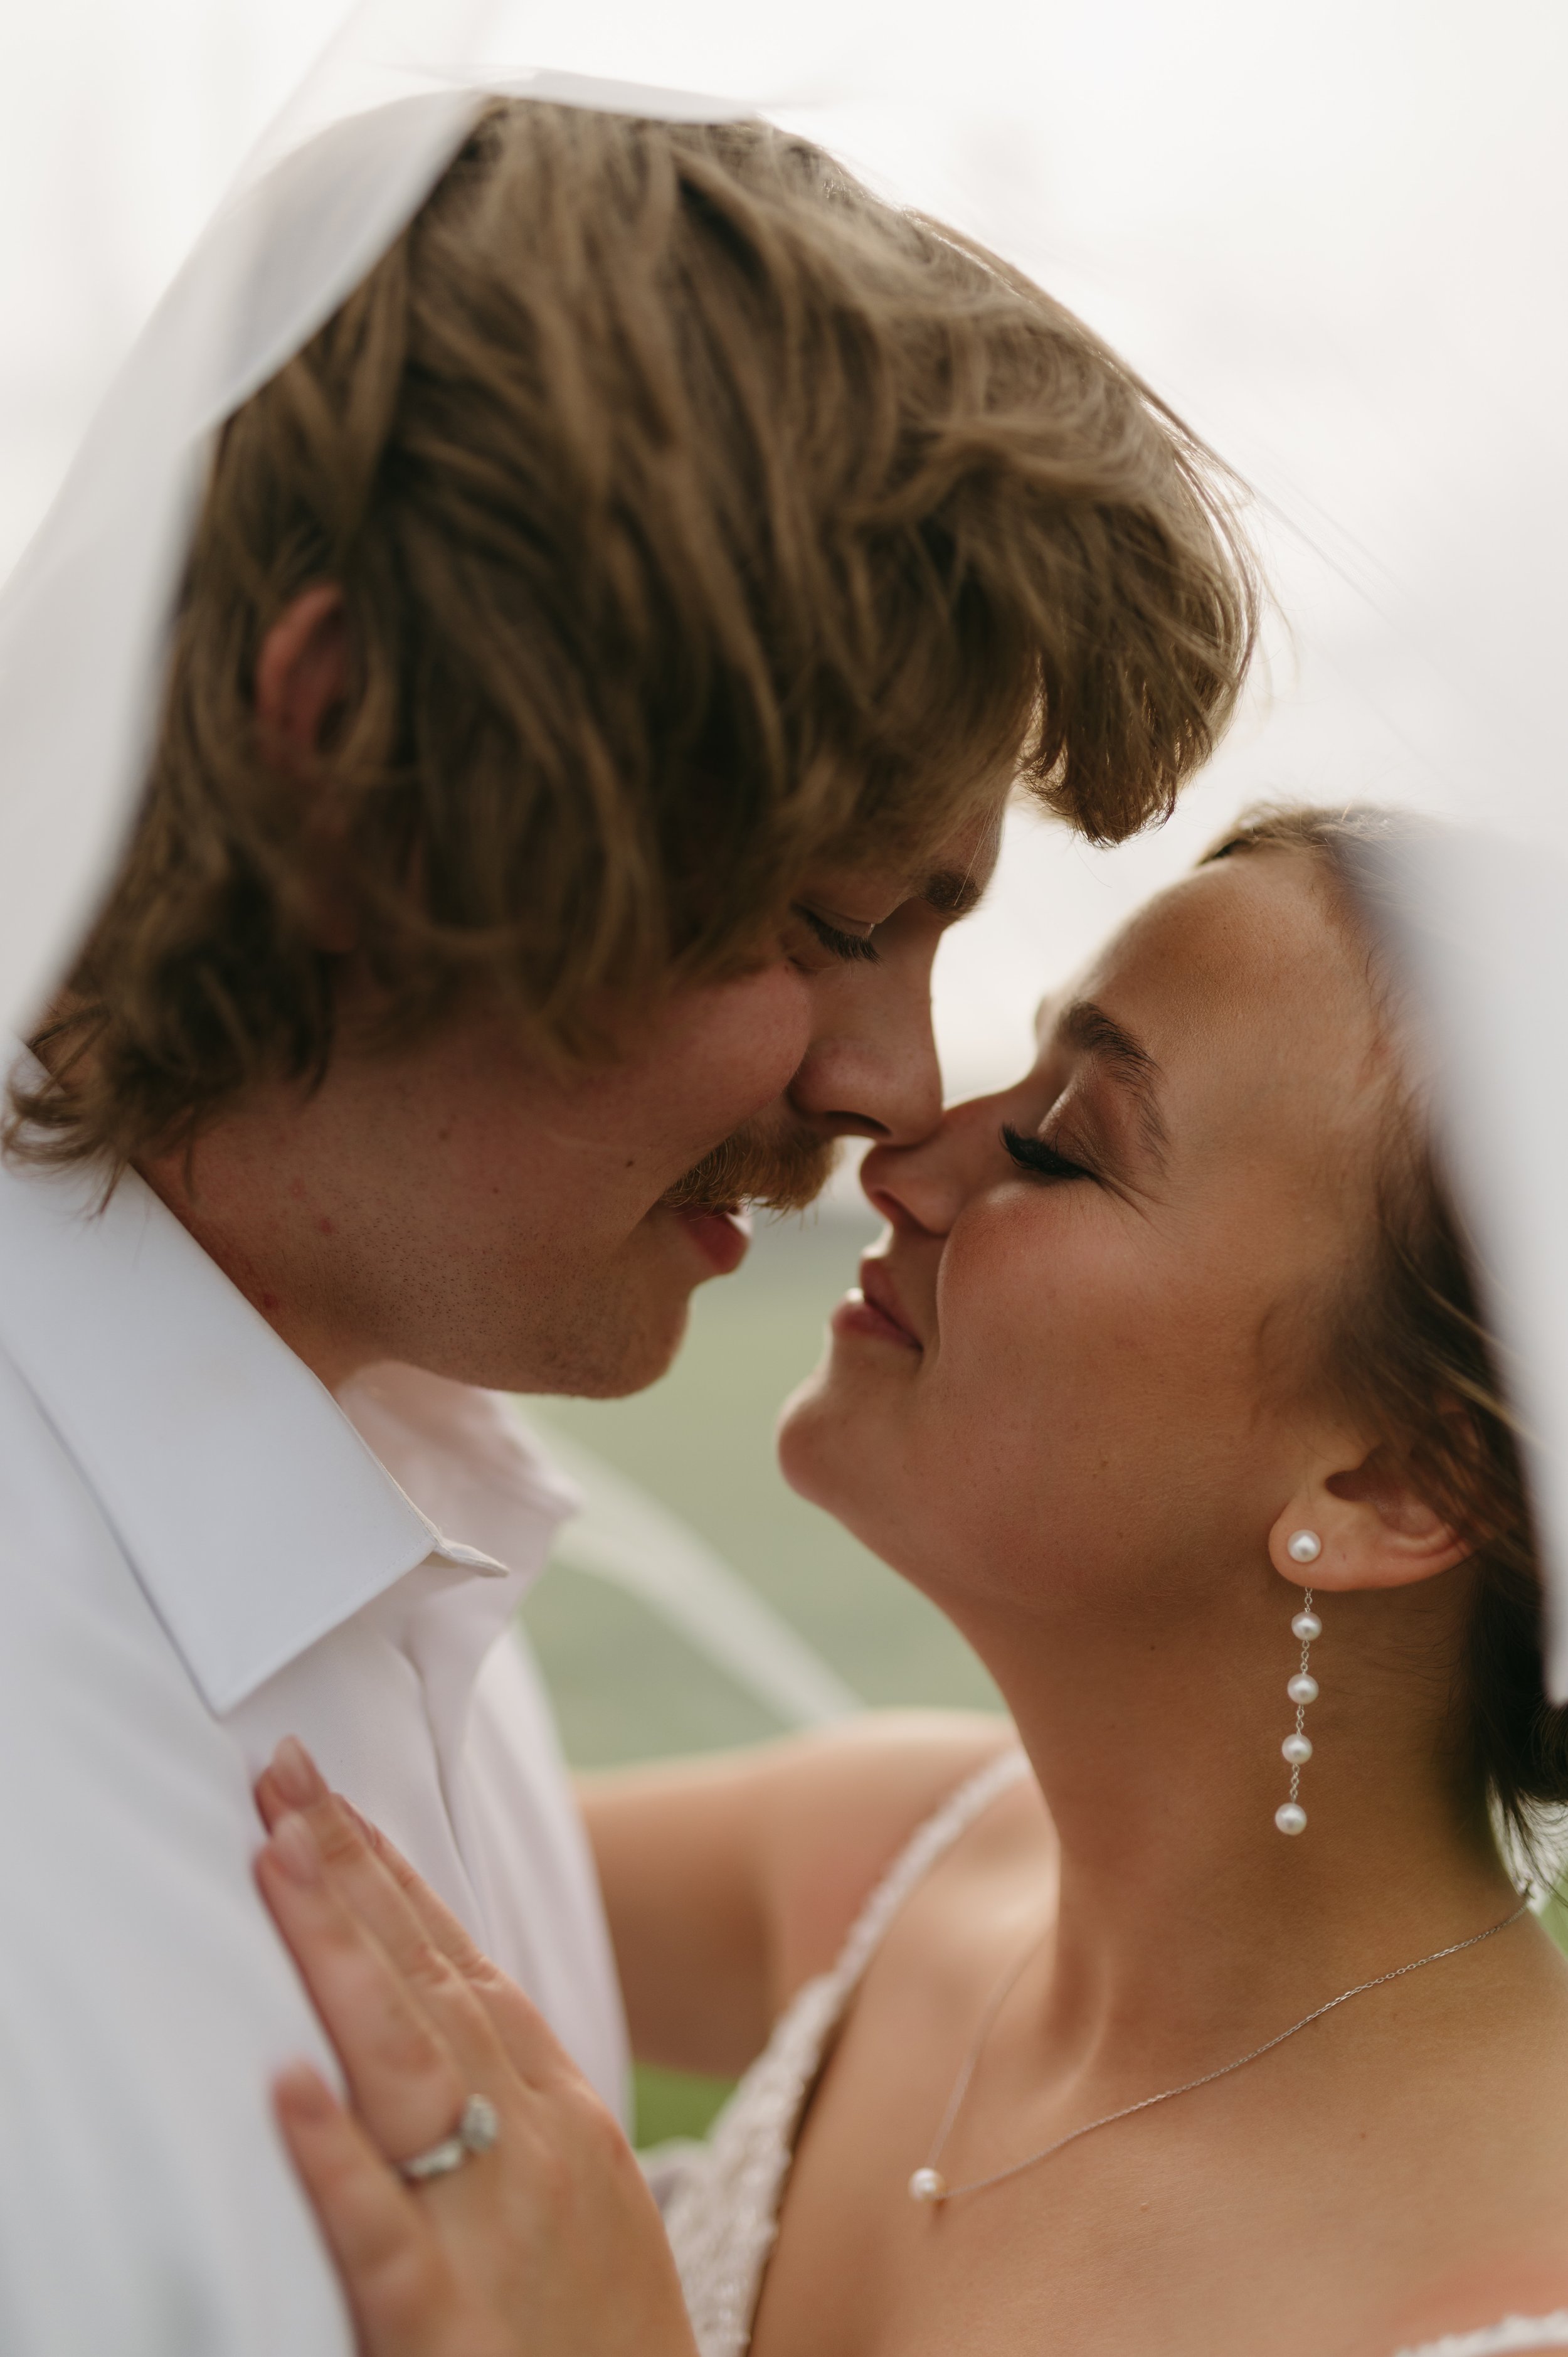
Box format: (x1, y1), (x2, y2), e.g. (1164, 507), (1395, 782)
(1204, 806), (1568, 1868)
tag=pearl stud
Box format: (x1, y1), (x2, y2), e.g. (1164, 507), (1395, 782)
(908, 2168), (947, 2204)
(1286, 1529), (1322, 1565)
(1282, 1732), (1313, 1765)
(1274, 1802), (1308, 1836)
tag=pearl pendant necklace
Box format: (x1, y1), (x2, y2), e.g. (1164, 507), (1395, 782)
(908, 1898), (1529, 2206)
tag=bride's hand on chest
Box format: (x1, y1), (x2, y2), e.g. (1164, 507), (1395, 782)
(253, 1740), (700, 2357)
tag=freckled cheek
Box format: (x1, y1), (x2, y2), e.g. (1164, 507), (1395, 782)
(932, 1204), (1104, 1363)
(927, 1206), (1197, 1433)
(693, 972), (812, 1107)
(603, 966), (813, 1154)
(638, 1016), (811, 1169)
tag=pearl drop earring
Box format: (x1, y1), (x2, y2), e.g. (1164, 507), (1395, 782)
(1276, 1530), (1322, 1836)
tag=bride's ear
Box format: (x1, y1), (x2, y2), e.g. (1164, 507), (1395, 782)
(1268, 1439), (1473, 1593)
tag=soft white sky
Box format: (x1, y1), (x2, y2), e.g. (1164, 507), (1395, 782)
(1, 0), (1562, 1098)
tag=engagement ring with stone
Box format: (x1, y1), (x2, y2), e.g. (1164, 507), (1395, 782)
(397, 2094), (500, 2185)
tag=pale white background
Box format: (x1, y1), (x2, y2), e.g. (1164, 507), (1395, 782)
(1, 0), (1562, 1101)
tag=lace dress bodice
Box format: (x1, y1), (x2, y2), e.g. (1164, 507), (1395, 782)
(652, 1749), (1565, 2357)
(657, 1748), (1029, 2357)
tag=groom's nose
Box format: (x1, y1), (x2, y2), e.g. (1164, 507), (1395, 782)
(859, 1084), (1012, 1239)
(785, 959), (945, 1148)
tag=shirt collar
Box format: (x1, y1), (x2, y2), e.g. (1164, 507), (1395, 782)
(334, 1361), (581, 1584)
(0, 1146), (576, 1714)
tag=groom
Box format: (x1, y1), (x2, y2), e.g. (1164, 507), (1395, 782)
(0, 100), (1249, 2353)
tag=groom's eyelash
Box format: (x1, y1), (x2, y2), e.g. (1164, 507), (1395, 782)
(1001, 1124), (1094, 1182)
(794, 906), (881, 964)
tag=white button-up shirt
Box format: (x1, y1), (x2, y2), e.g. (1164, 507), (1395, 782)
(0, 1146), (628, 2356)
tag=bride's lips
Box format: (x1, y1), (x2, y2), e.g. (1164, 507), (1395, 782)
(672, 1205), (751, 1276)
(831, 1257), (923, 1351)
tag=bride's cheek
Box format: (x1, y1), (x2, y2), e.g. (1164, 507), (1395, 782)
(941, 1220), (1054, 1372)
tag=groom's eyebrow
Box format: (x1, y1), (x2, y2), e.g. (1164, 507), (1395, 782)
(1060, 998), (1169, 1163)
(921, 868), (987, 917)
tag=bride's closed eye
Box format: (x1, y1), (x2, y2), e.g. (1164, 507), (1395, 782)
(1001, 1124), (1094, 1183)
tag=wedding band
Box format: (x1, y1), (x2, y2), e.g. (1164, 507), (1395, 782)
(396, 2094), (500, 2184)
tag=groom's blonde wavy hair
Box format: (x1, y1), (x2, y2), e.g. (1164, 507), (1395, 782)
(13, 100), (1255, 1172)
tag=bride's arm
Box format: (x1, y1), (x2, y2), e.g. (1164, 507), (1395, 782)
(578, 1708), (1015, 2077)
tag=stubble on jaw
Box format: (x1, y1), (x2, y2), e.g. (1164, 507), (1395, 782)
(519, 1267), (694, 1400)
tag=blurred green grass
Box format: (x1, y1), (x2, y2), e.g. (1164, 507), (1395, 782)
(633, 2062), (736, 2147)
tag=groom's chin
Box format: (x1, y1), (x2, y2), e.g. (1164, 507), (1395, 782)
(520, 1206), (743, 1397)
(541, 1293), (696, 1402)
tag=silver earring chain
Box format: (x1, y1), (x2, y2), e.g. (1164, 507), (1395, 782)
(1276, 1570), (1322, 1836)
(1289, 1592), (1313, 1802)
(906, 1895), (1529, 2207)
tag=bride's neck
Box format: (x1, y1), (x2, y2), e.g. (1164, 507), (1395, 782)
(953, 1572), (1515, 2061)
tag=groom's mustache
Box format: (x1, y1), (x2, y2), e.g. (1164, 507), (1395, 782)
(661, 1118), (840, 1216)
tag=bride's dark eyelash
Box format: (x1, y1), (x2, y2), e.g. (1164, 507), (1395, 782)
(1001, 1124), (1093, 1181)
(794, 906), (880, 964)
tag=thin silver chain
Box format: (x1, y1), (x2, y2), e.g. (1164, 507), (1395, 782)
(918, 1896), (1531, 2203)
(1287, 1587), (1313, 1808)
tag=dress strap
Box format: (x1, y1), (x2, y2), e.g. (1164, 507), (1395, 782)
(828, 1747), (1032, 1998)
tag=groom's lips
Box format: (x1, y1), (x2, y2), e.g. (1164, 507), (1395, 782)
(672, 1205), (751, 1275)
(832, 1256), (923, 1351)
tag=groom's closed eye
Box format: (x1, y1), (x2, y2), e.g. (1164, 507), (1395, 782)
(793, 905), (881, 964)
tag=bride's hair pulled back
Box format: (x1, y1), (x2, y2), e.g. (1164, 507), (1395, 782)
(1204, 804), (1568, 1873)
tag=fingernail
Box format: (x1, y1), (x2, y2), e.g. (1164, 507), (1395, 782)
(270, 1811), (322, 1885)
(341, 1796), (374, 1844)
(270, 1737), (322, 1807)
(277, 2062), (334, 2120)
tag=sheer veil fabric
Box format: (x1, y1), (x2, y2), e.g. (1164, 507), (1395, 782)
(0, 0), (790, 1070)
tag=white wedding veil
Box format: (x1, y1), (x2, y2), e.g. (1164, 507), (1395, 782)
(0, 0), (780, 1065)
(3, 1), (1566, 1684)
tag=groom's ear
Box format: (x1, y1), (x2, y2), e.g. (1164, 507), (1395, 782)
(255, 585), (349, 772)
(253, 585), (359, 955)
(1269, 1436), (1473, 1594)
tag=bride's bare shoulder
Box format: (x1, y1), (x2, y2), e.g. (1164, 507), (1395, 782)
(1377, 2253), (1568, 2357)
(1365, 1929), (1568, 2357)
(760, 1710), (1041, 2000)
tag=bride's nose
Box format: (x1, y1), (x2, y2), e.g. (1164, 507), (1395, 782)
(859, 1089), (1006, 1237)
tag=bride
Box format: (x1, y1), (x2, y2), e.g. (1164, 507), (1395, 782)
(250, 804), (1568, 2357)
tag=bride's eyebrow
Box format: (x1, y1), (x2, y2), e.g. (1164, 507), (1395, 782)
(1059, 998), (1169, 1166)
